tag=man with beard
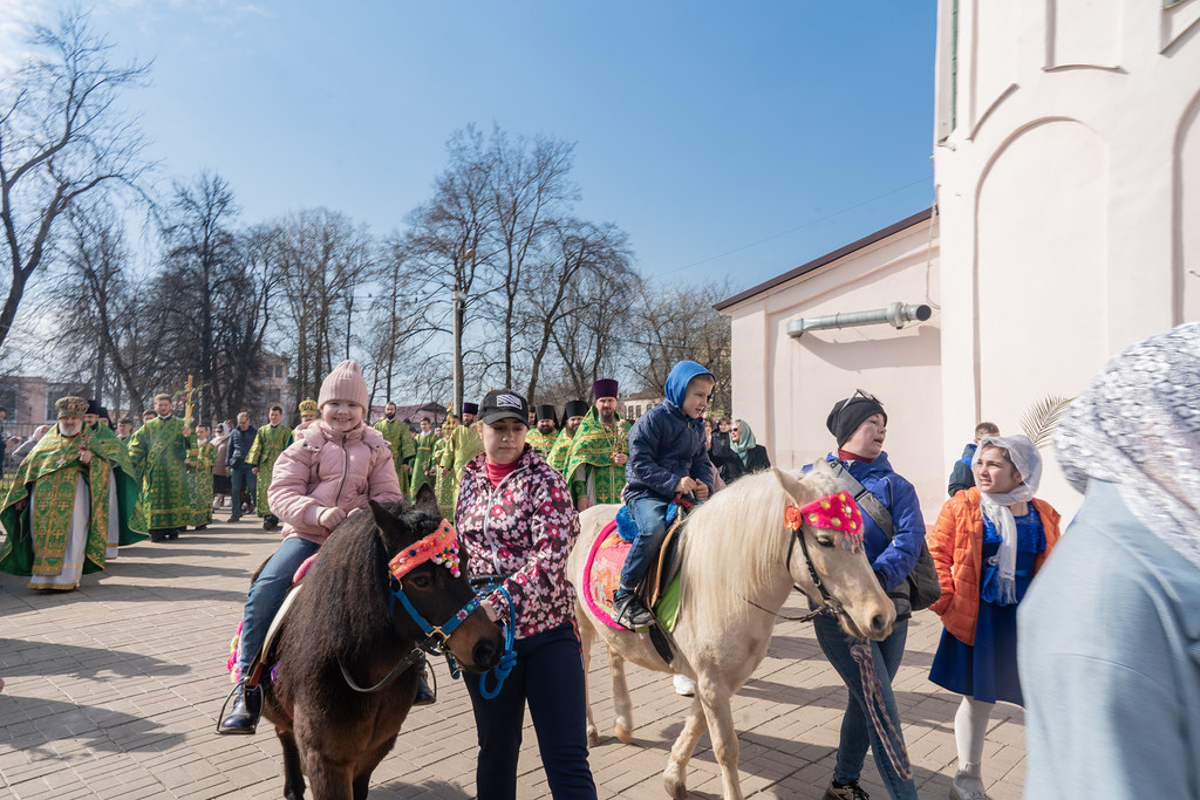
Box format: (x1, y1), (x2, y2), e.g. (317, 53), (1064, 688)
(565, 381), (630, 511)
(525, 404), (559, 458)
(0, 397), (146, 589)
(248, 405), (292, 531)
(439, 402), (482, 513)
(128, 393), (195, 542)
(547, 400), (588, 474)
(409, 416), (437, 499)
(374, 401), (417, 495)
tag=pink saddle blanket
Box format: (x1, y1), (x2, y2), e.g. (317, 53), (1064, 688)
(583, 520), (632, 632)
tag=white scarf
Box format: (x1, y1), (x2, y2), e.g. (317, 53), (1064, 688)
(973, 434), (1041, 604)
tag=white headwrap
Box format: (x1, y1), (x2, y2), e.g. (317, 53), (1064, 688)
(1054, 322), (1200, 572)
(972, 434), (1042, 604)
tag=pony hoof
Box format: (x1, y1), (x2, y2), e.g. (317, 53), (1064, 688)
(663, 775), (687, 800)
(614, 723), (633, 744)
(587, 725), (600, 748)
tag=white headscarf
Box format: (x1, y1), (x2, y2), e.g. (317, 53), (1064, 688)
(972, 434), (1042, 604)
(1055, 322), (1200, 572)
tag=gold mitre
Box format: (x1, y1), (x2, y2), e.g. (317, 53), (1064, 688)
(55, 396), (88, 419)
(298, 398), (318, 415)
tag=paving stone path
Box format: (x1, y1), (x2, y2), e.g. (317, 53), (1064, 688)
(0, 519), (1027, 798)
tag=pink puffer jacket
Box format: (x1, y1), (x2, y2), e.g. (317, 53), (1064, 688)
(268, 422), (403, 545)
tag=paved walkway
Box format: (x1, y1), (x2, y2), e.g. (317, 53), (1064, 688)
(0, 519), (1028, 799)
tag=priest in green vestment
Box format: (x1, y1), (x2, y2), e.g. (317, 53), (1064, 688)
(187, 423), (217, 529)
(0, 397), (147, 590)
(374, 402), (417, 495)
(433, 416), (456, 518)
(410, 416), (437, 499)
(128, 393), (195, 542)
(247, 405), (292, 531)
(525, 404), (559, 458)
(84, 400), (140, 558)
(564, 380), (630, 511)
(439, 402), (483, 514)
(547, 399), (588, 474)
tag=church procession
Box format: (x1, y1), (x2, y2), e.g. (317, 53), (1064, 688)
(4, 0), (1200, 798)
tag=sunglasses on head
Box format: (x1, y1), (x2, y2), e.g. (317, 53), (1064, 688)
(835, 389), (879, 432)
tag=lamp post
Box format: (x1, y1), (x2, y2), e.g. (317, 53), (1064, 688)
(452, 247), (472, 415)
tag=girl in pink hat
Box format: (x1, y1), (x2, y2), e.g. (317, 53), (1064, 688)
(218, 360), (406, 734)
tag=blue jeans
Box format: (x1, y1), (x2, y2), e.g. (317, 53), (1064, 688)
(237, 536), (320, 676)
(813, 613), (918, 799)
(463, 623), (597, 800)
(228, 461), (256, 519)
(617, 493), (670, 595)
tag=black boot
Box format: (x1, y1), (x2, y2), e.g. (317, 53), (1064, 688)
(612, 591), (655, 630)
(217, 681), (262, 735)
(149, 529), (167, 543)
(414, 658), (436, 705)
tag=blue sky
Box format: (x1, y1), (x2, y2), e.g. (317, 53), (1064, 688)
(4, 1), (936, 294)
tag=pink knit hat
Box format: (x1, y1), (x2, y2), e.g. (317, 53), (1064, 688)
(318, 360), (370, 410)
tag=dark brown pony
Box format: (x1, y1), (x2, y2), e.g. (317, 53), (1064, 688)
(259, 487), (502, 800)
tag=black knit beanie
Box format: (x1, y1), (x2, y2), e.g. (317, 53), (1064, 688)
(826, 395), (888, 447)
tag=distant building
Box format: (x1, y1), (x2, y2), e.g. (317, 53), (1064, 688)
(622, 389), (663, 421)
(257, 354), (291, 416)
(0, 375), (89, 437)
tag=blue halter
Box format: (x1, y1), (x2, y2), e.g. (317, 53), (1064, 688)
(389, 583), (481, 649)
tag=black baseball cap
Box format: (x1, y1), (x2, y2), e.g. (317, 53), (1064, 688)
(478, 389), (529, 426)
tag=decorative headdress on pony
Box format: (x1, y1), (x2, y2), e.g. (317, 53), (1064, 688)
(387, 519), (462, 579)
(785, 490), (864, 552)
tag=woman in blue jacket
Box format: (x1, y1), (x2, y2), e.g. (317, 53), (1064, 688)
(816, 390), (923, 800)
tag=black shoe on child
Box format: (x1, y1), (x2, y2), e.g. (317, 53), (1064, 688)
(217, 681), (262, 735)
(611, 592), (655, 630)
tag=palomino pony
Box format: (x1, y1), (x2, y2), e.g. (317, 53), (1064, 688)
(255, 489), (503, 800)
(567, 462), (894, 800)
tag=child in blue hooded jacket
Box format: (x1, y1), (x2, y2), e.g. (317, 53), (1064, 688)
(612, 360), (716, 630)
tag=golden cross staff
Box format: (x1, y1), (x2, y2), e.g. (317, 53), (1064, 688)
(184, 374), (194, 429)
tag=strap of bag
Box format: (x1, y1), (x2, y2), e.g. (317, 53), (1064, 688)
(828, 459), (895, 540)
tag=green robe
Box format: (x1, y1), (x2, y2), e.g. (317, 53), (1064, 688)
(564, 408), (630, 506)
(547, 429), (575, 474)
(432, 431), (455, 518)
(187, 440), (216, 527)
(374, 418), (417, 495)
(440, 423), (483, 513)
(128, 416), (195, 530)
(247, 423), (292, 516)
(0, 424), (146, 583)
(410, 431), (437, 499)
(526, 427), (559, 459)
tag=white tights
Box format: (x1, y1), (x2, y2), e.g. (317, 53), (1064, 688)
(955, 695), (994, 766)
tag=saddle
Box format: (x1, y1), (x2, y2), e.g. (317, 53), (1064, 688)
(229, 553), (319, 688)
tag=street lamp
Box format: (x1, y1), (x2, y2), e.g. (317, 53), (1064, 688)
(452, 248), (472, 415)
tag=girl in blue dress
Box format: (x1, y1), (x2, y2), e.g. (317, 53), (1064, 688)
(926, 435), (1062, 800)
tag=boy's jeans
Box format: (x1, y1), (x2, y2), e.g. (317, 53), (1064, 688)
(618, 493), (670, 595)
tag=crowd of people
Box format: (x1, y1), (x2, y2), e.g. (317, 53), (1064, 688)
(2, 322), (1198, 799)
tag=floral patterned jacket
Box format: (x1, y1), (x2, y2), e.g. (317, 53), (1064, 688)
(456, 444), (580, 639)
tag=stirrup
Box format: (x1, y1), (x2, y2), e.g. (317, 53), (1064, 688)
(216, 681), (262, 735)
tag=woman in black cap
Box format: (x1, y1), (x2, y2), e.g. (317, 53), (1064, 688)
(815, 390), (923, 800)
(456, 388), (596, 800)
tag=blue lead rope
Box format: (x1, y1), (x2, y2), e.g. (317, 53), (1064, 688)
(478, 586), (517, 700)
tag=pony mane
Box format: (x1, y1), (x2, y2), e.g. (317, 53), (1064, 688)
(295, 500), (411, 657)
(679, 465), (842, 623)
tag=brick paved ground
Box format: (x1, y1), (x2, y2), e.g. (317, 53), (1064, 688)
(0, 519), (1028, 798)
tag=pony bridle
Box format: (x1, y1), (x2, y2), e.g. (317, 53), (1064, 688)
(784, 491), (865, 619)
(386, 519), (479, 652)
(339, 519), (480, 695)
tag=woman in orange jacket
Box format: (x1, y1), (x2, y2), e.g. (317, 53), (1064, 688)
(927, 435), (1061, 800)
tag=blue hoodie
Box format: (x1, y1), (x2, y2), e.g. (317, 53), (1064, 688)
(624, 361), (715, 500)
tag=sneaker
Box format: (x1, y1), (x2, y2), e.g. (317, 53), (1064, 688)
(414, 660), (436, 706)
(673, 674), (695, 697)
(611, 592), (655, 630)
(824, 779), (870, 800)
(227, 516), (240, 523)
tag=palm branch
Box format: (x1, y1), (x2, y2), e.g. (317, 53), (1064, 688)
(1020, 395), (1074, 449)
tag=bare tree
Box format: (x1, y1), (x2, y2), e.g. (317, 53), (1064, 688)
(519, 218), (633, 404)
(0, 10), (151, 355)
(271, 208), (377, 404)
(550, 258), (641, 401)
(363, 236), (441, 404)
(627, 281), (733, 414)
